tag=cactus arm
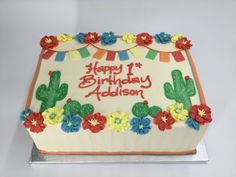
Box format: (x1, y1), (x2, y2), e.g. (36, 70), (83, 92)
(48, 71), (60, 93)
(164, 83), (176, 99)
(36, 84), (48, 101)
(172, 70), (185, 93)
(185, 78), (196, 96)
(56, 83), (68, 100)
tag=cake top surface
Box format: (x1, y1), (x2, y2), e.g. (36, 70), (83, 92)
(20, 32), (212, 136)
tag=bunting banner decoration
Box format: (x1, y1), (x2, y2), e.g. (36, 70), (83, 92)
(43, 45), (186, 63)
(145, 49), (157, 60)
(69, 50), (80, 61)
(129, 47), (141, 58)
(172, 51), (185, 62)
(42, 50), (55, 60)
(106, 51), (116, 61)
(78, 47), (90, 58)
(93, 49), (106, 60)
(159, 52), (170, 62)
(118, 51), (129, 61)
(55, 52), (66, 62)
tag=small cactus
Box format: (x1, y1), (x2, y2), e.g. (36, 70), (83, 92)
(164, 70), (196, 110)
(132, 102), (149, 117)
(79, 104), (94, 117)
(149, 106), (162, 118)
(64, 100), (81, 115)
(36, 71), (68, 112)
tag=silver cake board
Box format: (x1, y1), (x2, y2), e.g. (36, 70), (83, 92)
(29, 140), (208, 164)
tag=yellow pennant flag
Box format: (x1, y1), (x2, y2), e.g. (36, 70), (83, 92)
(69, 50), (80, 61)
(129, 47), (141, 58)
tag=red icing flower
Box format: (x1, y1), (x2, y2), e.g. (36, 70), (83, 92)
(190, 104), (212, 125)
(23, 112), (46, 133)
(136, 33), (153, 46)
(84, 32), (100, 44)
(82, 113), (106, 133)
(40, 36), (59, 49)
(153, 111), (175, 131)
(175, 37), (192, 50)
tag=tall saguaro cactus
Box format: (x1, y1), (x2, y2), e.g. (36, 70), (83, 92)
(164, 70), (196, 110)
(36, 71), (68, 112)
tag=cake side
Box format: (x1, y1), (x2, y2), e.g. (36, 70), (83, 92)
(20, 32), (212, 154)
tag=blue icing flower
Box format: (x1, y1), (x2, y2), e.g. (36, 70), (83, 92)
(130, 117), (151, 135)
(61, 114), (82, 133)
(155, 32), (171, 44)
(101, 32), (117, 45)
(75, 33), (85, 43)
(19, 109), (32, 122)
(186, 118), (200, 131)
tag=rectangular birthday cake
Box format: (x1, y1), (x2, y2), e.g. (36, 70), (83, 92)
(20, 32), (212, 155)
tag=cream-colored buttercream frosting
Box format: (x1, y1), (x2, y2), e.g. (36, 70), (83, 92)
(27, 38), (208, 153)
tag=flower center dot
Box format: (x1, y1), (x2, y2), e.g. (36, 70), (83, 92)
(32, 120), (37, 126)
(49, 113), (57, 119)
(161, 116), (168, 123)
(67, 121), (72, 127)
(114, 117), (122, 124)
(89, 119), (99, 126)
(90, 35), (94, 39)
(139, 124), (144, 129)
(175, 108), (181, 113)
(198, 109), (206, 117)
(45, 38), (52, 44)
(141, 36), (146, 40)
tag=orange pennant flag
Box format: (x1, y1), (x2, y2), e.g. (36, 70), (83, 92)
(93, 49), (106, 60)
(159, 52), (170, 62)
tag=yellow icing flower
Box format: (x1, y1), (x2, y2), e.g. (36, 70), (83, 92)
(168, 103), (188, 121)
(122, 32), (136, 44)
(107, 111), (130, 132)
(57, 34), (74, 42)
(171, 34), (184, 43)
(42, 107), (64, 125)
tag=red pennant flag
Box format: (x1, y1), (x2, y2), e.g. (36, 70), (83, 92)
(106, 51), (116, 61)
(42, 50), (55, 60)
(172, 51), (185, 62)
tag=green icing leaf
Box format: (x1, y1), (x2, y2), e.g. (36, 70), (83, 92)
(132, 102), (149, 117)
(149, 106), (162, 118)
(79, 104), (94, 117)
(63, 100), (81, 115)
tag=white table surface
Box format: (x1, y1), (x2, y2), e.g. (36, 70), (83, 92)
(0, 0), (236, 176)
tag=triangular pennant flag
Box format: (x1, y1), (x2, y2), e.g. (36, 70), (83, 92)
(55, 52), (66, 62)
(159, 52), (170, 62)
(118, 51), (129, 61)
(129, 47), (141, 58)
(145, 49), (157, 60)
(106, 51), (116, 61)
(78, 47), (90, 58)
(69, 50), (80, 61)
(42, 50), (55, 60)
(172, 51), (185, 62)
(93, 49), (106, 60)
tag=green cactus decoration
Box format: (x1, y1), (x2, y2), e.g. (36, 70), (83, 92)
(132, 102), (149, 117)
(64, 100), (81, 115)
(36, 71), (68, 112)
(79, 104), (95, 117)
(149, 106), (162, 118)
(164, 70), (196, 110)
